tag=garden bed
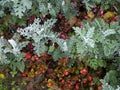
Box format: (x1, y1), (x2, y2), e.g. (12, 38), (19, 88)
(0, 0), (120, 90)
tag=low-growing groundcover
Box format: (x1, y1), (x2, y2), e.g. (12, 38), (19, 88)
(0, 0), (120, 90)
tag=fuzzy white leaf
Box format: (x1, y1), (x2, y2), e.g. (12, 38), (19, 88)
(62, 42), (68, 51)
(86, 27), (95, 39)
(12, 0), (32, 18)
(62, 0), (65, 6)
(8, 39), (21, 55)
(8, 39), (17, 49)
(103, 29), (116, 37)
(84, 38), (95, 48)
(36, 28), (44, 35)
(116, 86), (120, 90)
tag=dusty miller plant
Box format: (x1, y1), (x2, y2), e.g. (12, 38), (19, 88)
(73, 18), (120, 60)
(0, 33), (28, 74)
(17, 18), (69, 60)
(72, 18), (120, 88)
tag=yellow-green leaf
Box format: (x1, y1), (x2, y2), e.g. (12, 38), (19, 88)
(0, 73), (5, 79)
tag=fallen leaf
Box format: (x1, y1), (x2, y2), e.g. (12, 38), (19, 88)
(66, 0), (70, 5)
(69, 16), (78, 29)
(103, 11), (117, 20)
(0, 73), (5, 79)
(87, 11), (95, 20)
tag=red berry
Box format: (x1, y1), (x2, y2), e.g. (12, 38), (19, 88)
(63, 29), (69, 32)
(54, 42), (59, 47)
(58, 14), (63, 19)
(60, 33), (68, 40)
(46, 56), (51, 61)
(59, 58), (64, 63)
(27, 42), (34, 49)
(47, 68), (52, 73)
(78, 22), (83, 28)
(42, 52), (47, 57)
(87, 75), (93, 81)
(25, 52), (32, 59)
(89, 81), (94, 86)
(60, 33), (66, 39)
(64, 70), (69, 76)
(31, 15), (37, 20)
(22, 72), (27, 77)
(34, 54), (39, 60)
(61, 79), (65, 84)
(105, 19), (109, 23)
(111, 17), (115, 22)
(84, 16), (88, 20)
(114, 16), (119, 21)
(75, 84), (79, 90)
(99, 10), (104, 18)
(39, 67), (43, 71)
(100, 10), (103, 15)
(83, 79), (87, 84)
(41, 14), (46, 19)
(17, 27), (21, 31)
(31, 65), (35, 69)
(98, 84), (103, 90)
(65, 20), (68, 23)
(68, 83), (72, 88)
(93, 5), (97, 9)
(65, 57), (69, 61)
(78, 79), (81, 82)
(47, 81), (53, 87)
(80, 68), (88, 75)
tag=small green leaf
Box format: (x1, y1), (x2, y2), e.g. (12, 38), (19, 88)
(49, 9), (56, 17)
(10, 71), (17, 77)
(11, 81), (16, 85)
(104, 5), (110, 10)
(49, 46), (55, 52)
(17, 61), (25, 72)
